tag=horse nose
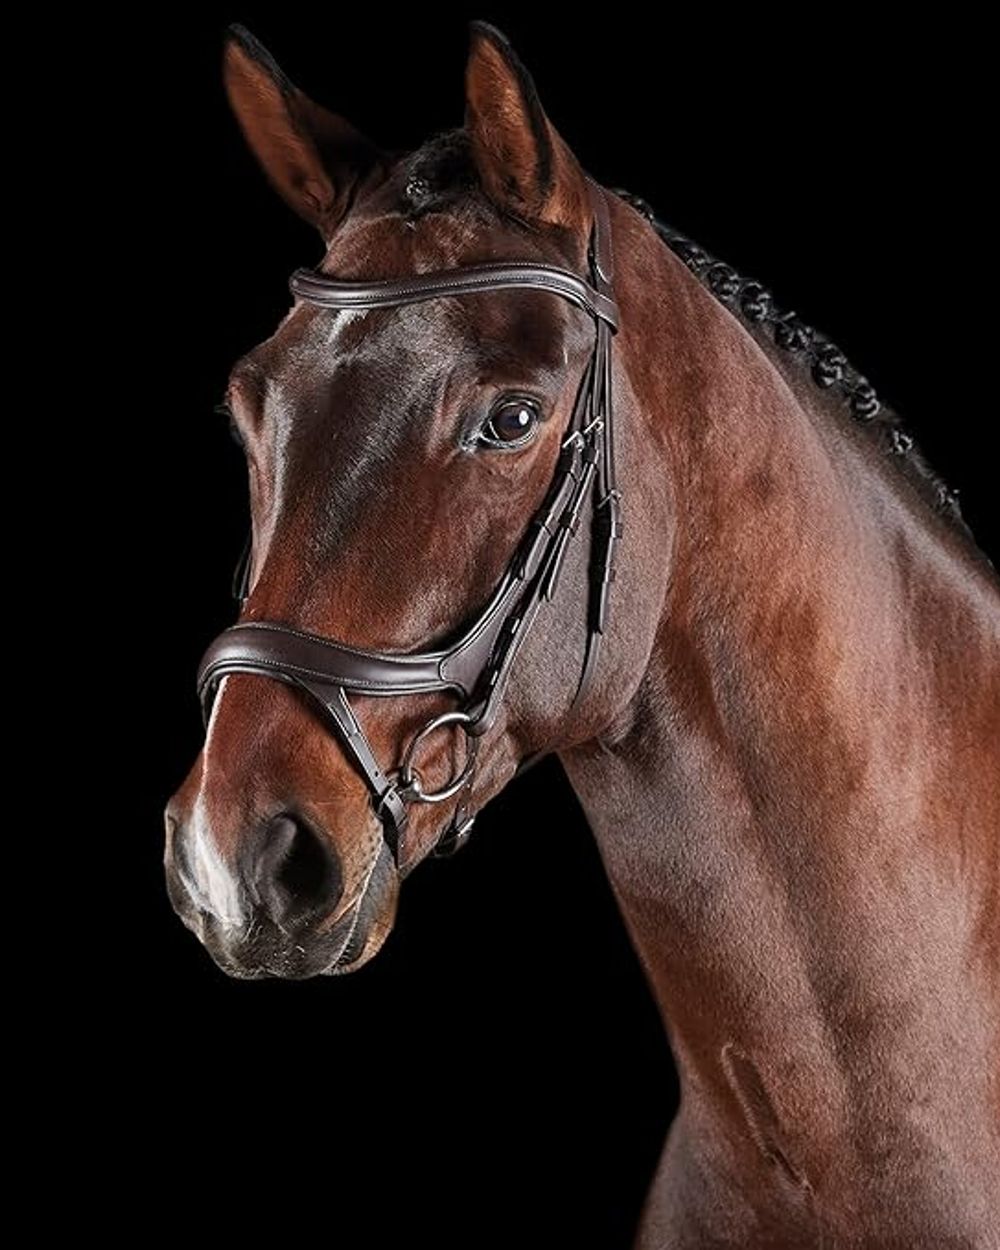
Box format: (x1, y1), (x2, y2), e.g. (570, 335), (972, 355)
(248, 812), (344, 926)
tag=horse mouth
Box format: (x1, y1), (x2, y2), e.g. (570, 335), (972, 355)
(183, 843), (398, 980)
(321, 846), (397, 976)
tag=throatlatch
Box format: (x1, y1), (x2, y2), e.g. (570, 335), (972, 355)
(198, 181), (621, 862)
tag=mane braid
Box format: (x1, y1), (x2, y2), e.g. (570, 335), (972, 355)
(612, 190), (976, 545)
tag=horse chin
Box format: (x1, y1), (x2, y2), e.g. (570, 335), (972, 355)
(323, 911), (393, 975)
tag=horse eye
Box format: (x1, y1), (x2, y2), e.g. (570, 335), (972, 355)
(479, 398), (540, 449)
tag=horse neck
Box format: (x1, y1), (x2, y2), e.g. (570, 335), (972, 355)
(559, 214), (1000, 1118)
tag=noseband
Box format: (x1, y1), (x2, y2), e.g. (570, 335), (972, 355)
(197, 181), (621, 864)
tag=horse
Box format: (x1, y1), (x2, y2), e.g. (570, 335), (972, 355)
(164, 21), (1000, 1249)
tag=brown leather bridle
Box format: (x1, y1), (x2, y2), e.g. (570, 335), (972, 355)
(197, 181), (621, 863)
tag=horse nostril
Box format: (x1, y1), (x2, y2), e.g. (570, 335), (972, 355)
(253, 813), (343, 925)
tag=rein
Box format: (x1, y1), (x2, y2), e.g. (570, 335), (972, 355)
(197, 181), (621, 863)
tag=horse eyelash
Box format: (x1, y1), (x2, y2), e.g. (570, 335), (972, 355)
(214, 399), (245, 449)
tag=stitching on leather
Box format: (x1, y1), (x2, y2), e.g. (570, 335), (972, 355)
(225, 621), (442, 664)
(202, 655), (457, 693)
(290, 265), (617, 325)
(294, 260), (583, 287)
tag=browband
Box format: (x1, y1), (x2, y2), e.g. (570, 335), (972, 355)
(289, 262), (619, 330)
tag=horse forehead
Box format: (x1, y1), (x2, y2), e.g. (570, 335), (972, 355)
(243, 210), (582, 389)
(253, 290), (575, 398)
(319, 208), (502, 276)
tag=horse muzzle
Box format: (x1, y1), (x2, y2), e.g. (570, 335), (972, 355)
(165, 813), (398, 979)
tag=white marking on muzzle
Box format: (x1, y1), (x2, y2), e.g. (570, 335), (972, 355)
(184, 677), (246, 929)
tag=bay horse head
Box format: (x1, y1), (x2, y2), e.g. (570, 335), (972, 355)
(165, 23), (1000, 1240)
(165, 23), (651, 978)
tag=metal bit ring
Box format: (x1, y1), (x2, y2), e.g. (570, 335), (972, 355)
(398, 711), (478, 804)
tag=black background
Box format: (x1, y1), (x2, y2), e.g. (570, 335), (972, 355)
(99, 8), (994, 1245)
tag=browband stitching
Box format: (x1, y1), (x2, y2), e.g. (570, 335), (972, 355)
(289, 265), (618, 329)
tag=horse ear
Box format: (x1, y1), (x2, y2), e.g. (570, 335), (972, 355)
(222, 24), (383, 239)
(464, 22), (589, 231)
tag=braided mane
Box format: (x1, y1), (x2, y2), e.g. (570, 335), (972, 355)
(613, 190), (972, 541)
(402, 134), (975, 548)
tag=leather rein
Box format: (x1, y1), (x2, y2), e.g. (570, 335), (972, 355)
(197, 182), (621, 864)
